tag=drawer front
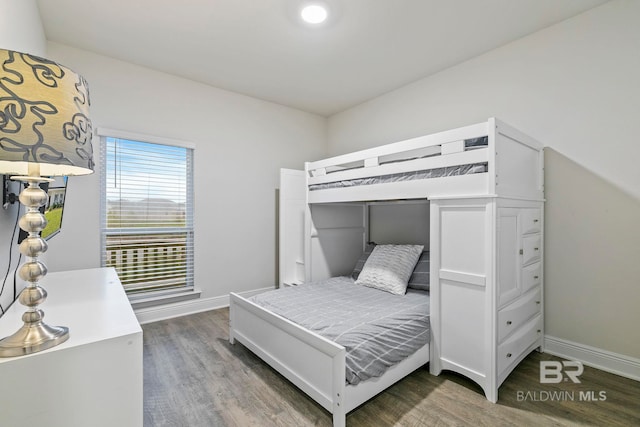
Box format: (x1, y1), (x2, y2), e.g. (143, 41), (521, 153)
(498, 314), (543, 376)
(522, 234), (541, 266)
(522, 262), (541, 294)
(498, 288), (542, 343)
(521, 209), (541, 235)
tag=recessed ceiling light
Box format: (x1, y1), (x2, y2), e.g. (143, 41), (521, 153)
(301, 4), (328, 24)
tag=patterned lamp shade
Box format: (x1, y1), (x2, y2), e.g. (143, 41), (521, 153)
(0, 48), (94, 176)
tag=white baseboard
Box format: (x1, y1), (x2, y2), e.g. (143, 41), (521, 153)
(135, 286), (275, 325)
(544, 335), (640, 382)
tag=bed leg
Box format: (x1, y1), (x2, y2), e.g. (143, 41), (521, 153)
(332, 409), (346, 427)
(332, 350), (346, 426)
(229, 295), (236, 345)
(483, 384), (498, 403)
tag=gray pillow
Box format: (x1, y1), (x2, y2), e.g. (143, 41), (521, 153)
(351, 243), (376, 280)
(355, 244), (423, 295)
(407, 251), (430, 291)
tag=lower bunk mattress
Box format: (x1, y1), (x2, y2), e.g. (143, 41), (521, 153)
(249, 276), (430, 385)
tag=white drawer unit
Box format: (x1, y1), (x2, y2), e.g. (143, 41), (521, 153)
(495, 204), (544, 388)
(498, 287), (541, 343)
(522, 262), (542, 293)
(431, 199), (544, 404)
(0, 268), (143, 427)
(520, 209), (541, 235)
(498, 314), (543, 377)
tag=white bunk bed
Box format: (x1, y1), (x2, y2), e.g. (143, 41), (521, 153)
(230, 118), (544, 426)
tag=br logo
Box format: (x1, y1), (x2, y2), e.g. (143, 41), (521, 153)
(540, 361), (584, 383)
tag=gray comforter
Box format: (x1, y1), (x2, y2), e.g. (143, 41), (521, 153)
(249, 276), (430, 385)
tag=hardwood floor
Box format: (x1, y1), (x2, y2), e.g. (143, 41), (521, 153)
(143, 308), (640, 426)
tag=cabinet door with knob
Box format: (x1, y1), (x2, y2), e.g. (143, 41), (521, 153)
(497, 207), (543, 307)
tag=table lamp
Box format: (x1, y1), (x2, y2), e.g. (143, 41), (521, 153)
(0, 48), (94, 357)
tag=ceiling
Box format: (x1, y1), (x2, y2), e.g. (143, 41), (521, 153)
(37, 0), (608, 116)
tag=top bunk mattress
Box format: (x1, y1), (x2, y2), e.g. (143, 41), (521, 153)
(249, 276), (430, 385)
(308, 136), (489, 192)
(308, 162), (487, 191)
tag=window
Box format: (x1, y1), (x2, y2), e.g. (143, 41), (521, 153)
(100, 130), (194, 295)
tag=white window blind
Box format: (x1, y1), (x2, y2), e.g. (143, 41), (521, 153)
(101, 135), (194, 294)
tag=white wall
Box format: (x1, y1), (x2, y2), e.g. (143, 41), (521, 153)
(0, 0), (47, 315)
(327, 0), (640, 359)
(43, 43), (326, 304)
(0, 0), (46, 56)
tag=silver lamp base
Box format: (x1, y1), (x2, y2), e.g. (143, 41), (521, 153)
(0, 175), (69, 358)
(0, 320), (69, 357)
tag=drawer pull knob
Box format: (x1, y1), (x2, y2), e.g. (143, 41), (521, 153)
(537, 329), (541, 333)
(534, 247), (539, 251)
(519, 249), (524, 255)
(533, 219), (539, 223)
(536, 301), (540, 305)
(534, 275), (539, 279)
(506, 320), (512, 325)
(507, 353), (512, 358)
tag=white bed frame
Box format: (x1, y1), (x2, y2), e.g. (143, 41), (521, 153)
(229, 294), (429, 427)
(230, 118), (545, 425)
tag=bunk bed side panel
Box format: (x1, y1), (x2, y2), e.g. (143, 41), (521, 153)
(305, 203), (366, 282)
(494, 120), (544, 200)
(429, 198), (496, 398)
(279, 169), (306, 287)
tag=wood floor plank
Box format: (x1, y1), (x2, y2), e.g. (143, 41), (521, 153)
(143, 308), (640, 426)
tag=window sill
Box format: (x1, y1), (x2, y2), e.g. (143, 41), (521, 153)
(129, 288), (202, 310)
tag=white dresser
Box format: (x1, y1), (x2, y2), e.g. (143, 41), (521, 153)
(429, 197), (544, 402)
(0, 267), (143, 427)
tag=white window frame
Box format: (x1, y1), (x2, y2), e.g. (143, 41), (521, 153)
(98, 128), (196, 300)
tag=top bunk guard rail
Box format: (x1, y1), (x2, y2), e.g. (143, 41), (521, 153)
(305, 118), (544, 204)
